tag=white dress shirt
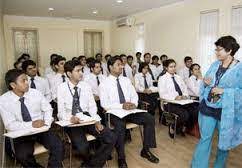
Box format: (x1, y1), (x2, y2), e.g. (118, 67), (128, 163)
(122, 64), (133, 80)
(44, 66), (55, 77)
(57, 81), (101, 122)
(84, 73), (106, 96)
(149, 64), (163, 80)
(101, 62), (109, 76)
(0, 89), (53, 132)
(49, 73), (68, 100)
(99, 75), (138, 110)
(28, 75), (51, 102)
(177, 66), (190, 81)
(186, 75), (202, 97)
(134, 73), (158, 93)
(83, 66), (91, 75)
(158, 72), (189, 100)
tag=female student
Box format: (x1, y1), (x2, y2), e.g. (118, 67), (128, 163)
(134, 62), (158, 115)
(158, 59), (198, 138)
(191, 36), (242, 168)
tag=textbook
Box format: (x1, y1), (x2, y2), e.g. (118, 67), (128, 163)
(166, 99), (196, 105)
(55, 119), (96, 127)
(4, 126), (50, 139)
(106, 109), (147, 119)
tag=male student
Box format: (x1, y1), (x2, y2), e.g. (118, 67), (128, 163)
(144, 53), (156, 81)
(102, 54), (112, 76)
(57, 60), (116, 167)
(22, 60), (51, 102)
(44, 54), (59, 77)
(120, 54), (133, 81)
(78, 55), (91, 75)
(0, 69), (64, 168)
(177, 56), (193, 81)
(150, 55), (163, 80)
(84, 60), (107, 124)
(99, 56), (159, 168)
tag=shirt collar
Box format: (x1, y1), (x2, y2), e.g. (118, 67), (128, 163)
(10, 90), (30, 102)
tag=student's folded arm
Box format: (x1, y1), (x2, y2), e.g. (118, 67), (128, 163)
(40, 92), (53, 126)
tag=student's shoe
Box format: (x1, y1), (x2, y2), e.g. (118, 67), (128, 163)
(140, 149), (159, 163)
(168, 124), (175, 139)
(118, 159), (128, 168)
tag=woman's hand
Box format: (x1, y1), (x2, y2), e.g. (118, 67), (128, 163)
(203, 77), (212, 86)
(211, 87), (224, 95)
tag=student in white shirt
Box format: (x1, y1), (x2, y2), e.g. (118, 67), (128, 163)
(84, 60), (107, 124)
(160, 54), (168, 64)
(120, 54), (133, 80)
(78, 55), (91, 75)
(150, 55), (163, 86)
(158, 59), (198, 138)
(99, 56), (159, 168)
(177, 56), (193, 81)
(134, 52), (142, 74)
(44, 54), (58, 77)
(22, 60), (51, 102)
(0, 69), (64, 167)
(57, 60), (116, 167)
(127, 55), (137, 76)
(186, 63), (203, 98)
(102, 54), (111, 76)
(144, 53), (156, 81)
(134, 62), (159, 116)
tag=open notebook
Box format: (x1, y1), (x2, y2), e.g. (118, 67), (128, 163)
(166, 99), (196, 105)
(106, 109), (147, 119)
(4, 126), (50, 139)
(56, 116), (96, 127)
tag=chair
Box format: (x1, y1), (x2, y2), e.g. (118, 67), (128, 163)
(159, 99), (179, 142)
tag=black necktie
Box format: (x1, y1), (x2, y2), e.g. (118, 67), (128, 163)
(117, 78), (126, 103)
(123, 68), (127, 77)
(19, 97), (32, 122)
(30, 77), (36, 89)
(61, 75), (66, 82)
(97, 76), (100, 86)
(148, 68), (155, 80)
(72, 86), (82, 115)
(172, 76), (183, 96)
(144, 75), (149, 89)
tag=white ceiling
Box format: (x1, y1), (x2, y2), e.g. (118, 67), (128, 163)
(3, 0), (184, 20)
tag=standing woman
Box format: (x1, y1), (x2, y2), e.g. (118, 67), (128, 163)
(191, 36), (242, 168)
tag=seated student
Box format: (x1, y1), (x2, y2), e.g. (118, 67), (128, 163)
(57, 60), (116, 167)
(186, 63), (203, 98)
(150, 55), (163, 81)
(127, 55), (136, 76)
(160, 54), (168, 64)
(14, 60), (23, 70)
(0, 69), (64, 167)
(158, 59), (198, 138)
(157, 59), (168, 80)
(120, 54), (133, 81)
(177, 56), (193, 81)
(144, 53), (155, 81)
(22, 60), (51, 102)
(78, 55), (91, 75)
(99, 56), (159, 168)
(134, 62), (158, 116)
(135, 52), (142, 74)
(84, 60), (107, 124)
(102, 54), (112, 76)
(44, 54), (59, 77)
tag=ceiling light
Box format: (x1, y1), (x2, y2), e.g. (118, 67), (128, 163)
(116, 0), (123, 3)
(92, 10), (98, 14)
(48, 7), (54, 11)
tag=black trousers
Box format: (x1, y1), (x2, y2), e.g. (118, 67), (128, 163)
(139, 93), (159, 116)
(110, 112), (156, 160)
(96, 100), (106, 126)
(65, 124), (116, 167)
(13, 131), (64, 168)
(167, 102), (199, 130)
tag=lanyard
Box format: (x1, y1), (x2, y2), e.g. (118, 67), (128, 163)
(67, 82), (80, 99)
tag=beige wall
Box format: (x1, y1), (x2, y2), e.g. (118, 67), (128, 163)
(3, 15), (112, 71)
(111, 0), (242, 67)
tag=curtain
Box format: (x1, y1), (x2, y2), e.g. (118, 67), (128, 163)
(84, 31), (102, 57)
(135, 23), (145, 54)
(199, 10), (219, 73)
(231, 7), (242, 61)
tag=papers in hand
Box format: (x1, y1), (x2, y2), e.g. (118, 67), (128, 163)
(106, 109), (147, 119)
(4, 126), (50, 139)
(56, 117), (96, 127)
(166, 99), (195, 105)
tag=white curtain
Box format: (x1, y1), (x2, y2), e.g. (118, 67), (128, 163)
(13, 30), (38, 63)
(231, 7), (242, 61)
(84, 32), (102, 57)
(199, 10), (219, 73)
(135, 23), (145, 54)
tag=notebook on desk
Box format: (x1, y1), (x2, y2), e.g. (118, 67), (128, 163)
(106, 109), (147, 119)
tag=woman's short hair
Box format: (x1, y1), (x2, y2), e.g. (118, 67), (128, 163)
(163, 59), (176, 67)
(138, 62), (149, 73)
(215, 35), (240, 56)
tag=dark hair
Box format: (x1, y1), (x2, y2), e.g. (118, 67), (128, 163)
(72, 57), (78, 61)
(21, 60), (36, 72)
(95, 53), (102, 58)
(152, 55), (159, 61)
(144, 53), (151, 58)
(53, 56), (66, 66)
(50, 54), (58, 61)
(163, 59), (176, 67)
(215, 35), (240, 56)
(13, 61), (22, 69)
(160, 54), (168, 60)
(5, 69), (25, 90)
(64, 60), (81, 78)
(78, 55), (86, 61)
(127, 55), (133, 60)
(89, 60), (101, 70)
(138, 62), (149, 73)
(120, 54), (126, 58)
(86, 57), (95, 67)
(19, 53), (30, 60)
(107, 56), (122, 72)
(17, 57), (25, 63)
(184, 56), (192, 63)
(136, 52), (142, 56)
(105, 54), (111, 61)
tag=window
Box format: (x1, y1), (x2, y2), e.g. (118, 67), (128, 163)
(84, 31), (102, 58)
(134, 23), (145, 54)
(13, 29), (38, 63)
(231, 6), (242, 61)
(199, 10), (219, 73)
